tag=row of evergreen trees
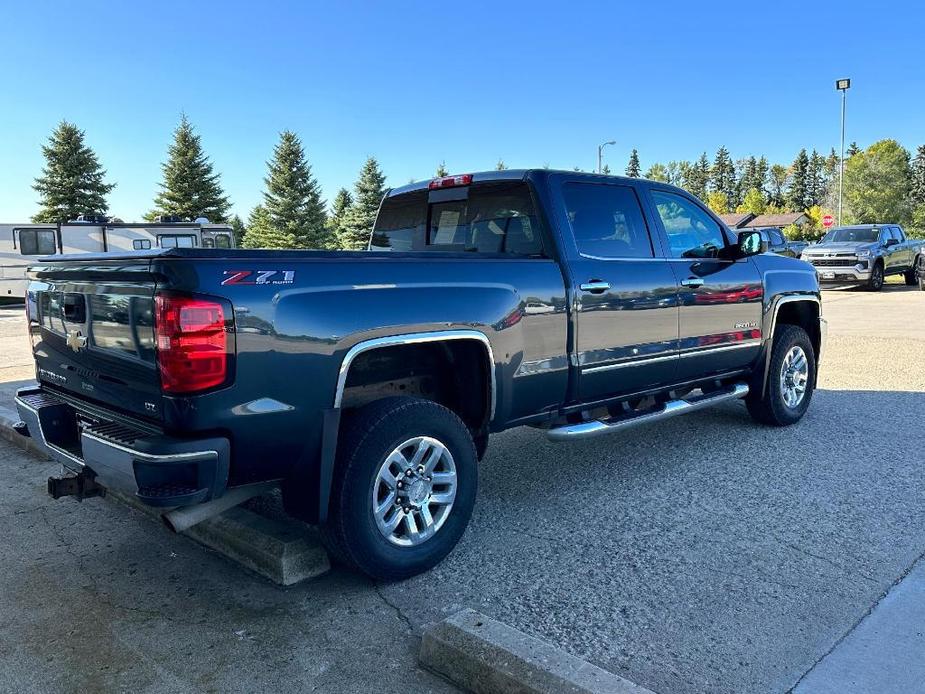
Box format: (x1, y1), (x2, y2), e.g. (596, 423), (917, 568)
(30, 118), (925, 247)
(30, 118), (389, 251)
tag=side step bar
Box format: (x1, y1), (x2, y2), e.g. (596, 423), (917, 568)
(547, 383), (749, 442)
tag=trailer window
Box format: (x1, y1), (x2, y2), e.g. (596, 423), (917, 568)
(158, 234), (196, 248)
(133, 239), (152, 250)
(371, 182), (544, 255)
(215, 234), (232, 248)
(19, 229), (56, 255)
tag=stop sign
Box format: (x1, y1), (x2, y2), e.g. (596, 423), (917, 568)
(822, 214), (835, 228)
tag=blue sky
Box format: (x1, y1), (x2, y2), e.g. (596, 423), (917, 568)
(2, 0), (923, 222)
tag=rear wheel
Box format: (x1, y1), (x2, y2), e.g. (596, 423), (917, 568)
(321, 397), (477, 581)
(867, 262), (884, 291)
(907, 257), (922, 286)
(747, 325), (816, 426)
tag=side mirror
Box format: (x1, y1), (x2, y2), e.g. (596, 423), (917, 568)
(737, 230), (765, 257)
(885, 238), (898, 247)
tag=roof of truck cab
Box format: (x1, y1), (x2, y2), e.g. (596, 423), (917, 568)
(385, 169), (656, 197)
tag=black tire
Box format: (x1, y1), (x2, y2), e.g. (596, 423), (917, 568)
(867, 262), (884, 291)
(746, 325), (816, 427)
(907, 257), (922, 286)
(320, 397), (477, 581)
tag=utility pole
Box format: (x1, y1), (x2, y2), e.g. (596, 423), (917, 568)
(836, 78), (851, 225)
(597, 140), (615, 174)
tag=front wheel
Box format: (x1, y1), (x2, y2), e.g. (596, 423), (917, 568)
(321, 397), (477, 581)
(867, 263), (884, 291)
(747, 325), (816, 426)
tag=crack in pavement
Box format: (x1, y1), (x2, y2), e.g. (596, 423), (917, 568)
(373, 582), (416, 635)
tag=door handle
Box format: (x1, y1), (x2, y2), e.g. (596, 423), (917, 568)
(680, 278), (704, 288)
(579, 280), (611, 293)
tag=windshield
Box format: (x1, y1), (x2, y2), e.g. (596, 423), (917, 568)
(822, 227), (878, 243)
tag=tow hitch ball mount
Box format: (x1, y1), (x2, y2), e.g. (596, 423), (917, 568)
(47, 470), (103, 501)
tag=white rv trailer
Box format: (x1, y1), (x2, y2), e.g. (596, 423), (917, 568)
(0, 220), (235, 299)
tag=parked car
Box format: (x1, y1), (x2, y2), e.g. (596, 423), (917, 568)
(800, 224), (924, 291)
(752, 227), (809, 258)
(14, 170), (827, 580)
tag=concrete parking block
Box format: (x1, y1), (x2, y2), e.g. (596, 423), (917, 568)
(420, 608), (654, 694)
(0, 410), (330, 586)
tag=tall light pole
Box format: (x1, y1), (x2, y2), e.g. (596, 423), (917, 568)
(598, 140), (616, 174)
(836, 78), (851, 225)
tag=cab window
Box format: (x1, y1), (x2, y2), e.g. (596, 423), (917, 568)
(563, 183), (654, 258)
(651, 191), (728, 259)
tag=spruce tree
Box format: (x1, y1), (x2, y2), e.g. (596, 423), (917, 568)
(435, 161), (449, 177)
(909, 145), (925, 208)
(338, 157), (387, 250)
(755, 156), (769, 199)
(683, 154), (711, 200)
(738, 156), (759, 201)
(625, 149), (641, 177)
(242, 204), (295, 249)
(787, 149), (811, 211)
(229, 214), (245, 247)
(325, 187), (353, 248)
(601, 164), (612, 175)
(710, 146), (737, 203)
(495, 159), (508, 171)
(806, 150), (825, 206)
(258, 130), (328, 248)
(148, 115), (229, 222)
(32, 121), (115, 222)
(846, 142), (861, 158)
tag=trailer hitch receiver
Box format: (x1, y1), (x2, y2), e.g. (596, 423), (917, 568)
(47, 470), (103, 501)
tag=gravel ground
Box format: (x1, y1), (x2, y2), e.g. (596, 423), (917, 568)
(0, 286), (922, 693)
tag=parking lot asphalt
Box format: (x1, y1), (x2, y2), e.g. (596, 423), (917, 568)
(0, 284), (923, 693)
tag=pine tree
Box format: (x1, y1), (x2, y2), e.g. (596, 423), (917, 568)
(325, 187), (353, 248)
(435, 161), (449, 177)
(787, 149), (811, 211)
(755, 156), (769, 199)
(148, 115), (229, 222)
(338, 157), (387, 250)
(495, 159), (508, 171)
(229, 214), (245, 247)
(243, 131), (328, 249)
(710, 146), (737, 203)
(738, 156), (759, 202)
(625, 149), (641, 177)
(601, 164), (612, 175)
(909, 145), (925, 208)
(32, 121), (115, 222)
(684, 153), (711, 200)
(665, 161), (682, 186)
(806, 150), (825, 207)
(846, 142), (861, 158)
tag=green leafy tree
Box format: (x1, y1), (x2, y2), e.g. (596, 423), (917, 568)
(665, 161), (683, 186)
(706, 191), (729, 214)
(625, 149), (641, 177)
(32, 121), (115, 222)
(244, 130), (328, 249)
(710, 146), (737, 204)
(229, 214), (245, 247)
(736, 187), (767, 215)
(338, 157), (387, 249)
(843, 139), (912, 224)
(821, 148), (841, 211)
(683, 153), (710, 200)
(644, 163), (669, 182)
(148, 115), (229, 222)
(435, 161), (449, 177)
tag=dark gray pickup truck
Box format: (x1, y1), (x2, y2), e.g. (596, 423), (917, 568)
(15, 170), (827, 579)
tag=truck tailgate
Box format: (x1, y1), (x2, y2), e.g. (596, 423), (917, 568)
(27, 258), (163, 422)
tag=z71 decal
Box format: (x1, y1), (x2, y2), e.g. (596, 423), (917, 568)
(222, 270), (295, 286)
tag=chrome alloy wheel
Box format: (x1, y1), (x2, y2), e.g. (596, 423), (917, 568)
(779, 346), (809, 408)
(372, 436), (457, 547)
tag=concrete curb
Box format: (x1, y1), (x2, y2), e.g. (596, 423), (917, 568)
(0, 404), (330, 586)
(420, 609), (654, 694)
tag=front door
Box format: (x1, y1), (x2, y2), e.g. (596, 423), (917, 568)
(647, 190), (763, 382)
(561, 181), (680, 403)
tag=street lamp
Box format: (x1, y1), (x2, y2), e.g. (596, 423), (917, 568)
(597, 140), (616, 174)
(836, 78), (851, 225)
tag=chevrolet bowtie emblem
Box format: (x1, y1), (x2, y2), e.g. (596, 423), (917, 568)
(66, 330), (87, 353)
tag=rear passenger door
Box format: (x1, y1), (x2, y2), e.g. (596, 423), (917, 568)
(645, 189), (763, 383)
(555, 179), (680, 403)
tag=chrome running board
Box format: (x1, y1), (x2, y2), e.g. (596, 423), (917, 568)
(546, 382), (749, 442)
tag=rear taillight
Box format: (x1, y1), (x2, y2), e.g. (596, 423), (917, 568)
(154, 294), (231, 394)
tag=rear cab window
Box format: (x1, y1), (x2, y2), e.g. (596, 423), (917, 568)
(372, 181), (545, 256)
